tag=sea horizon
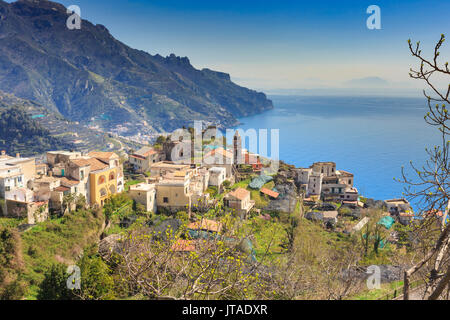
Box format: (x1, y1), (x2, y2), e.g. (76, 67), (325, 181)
(232, 94), (440, 205)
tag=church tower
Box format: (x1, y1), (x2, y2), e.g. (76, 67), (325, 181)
(233, 131), (242, 164)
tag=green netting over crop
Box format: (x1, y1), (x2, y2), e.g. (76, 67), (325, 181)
(248, 174), (273, 190)
(377, 216), (395, 230)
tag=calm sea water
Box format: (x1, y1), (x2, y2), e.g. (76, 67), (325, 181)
(233, 95), (440, 202)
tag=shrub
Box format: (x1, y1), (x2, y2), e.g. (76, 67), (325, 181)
(37, 263), (75, 300)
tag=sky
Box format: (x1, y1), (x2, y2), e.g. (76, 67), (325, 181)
(8, 0), (450, 94)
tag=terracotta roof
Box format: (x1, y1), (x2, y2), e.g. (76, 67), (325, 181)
(88, 151), (119, 160)
(70, 157), (110, 171)
(85, 158), (109, 171)
(187, 219), (222, 233)
(228, 187), (250, 201)
(133, 147), (158, 158)
(55, 186), (70, 192)
(337, 170), (354, 177)
(171, 239), (197, 252)
(70, 158), (92, 167)
(33, 201), (48, 207)
(260, 188), (279, 199)
(60, 177), (80, 187)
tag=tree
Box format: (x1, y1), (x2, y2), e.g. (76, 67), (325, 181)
(75, 247), (115, 300)
(62, 193), (76, 214)
(109, 214), (270, 300)
(0, 228), (25, 300)
(400, 34), (450, 300)
(37, 264), (75, 300)
(156, 135), (166, 145)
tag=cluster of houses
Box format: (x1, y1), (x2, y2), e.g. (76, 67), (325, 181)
(0, 150), (124, 224)
(296, 161), (359, 204)
(0, 131), (264, 225)
(3, 128), (431, 234)
(127, 131), (257, 219)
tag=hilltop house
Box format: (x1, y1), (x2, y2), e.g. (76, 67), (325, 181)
(296, 168), (323, 198)
(384, 198), (414, 225)
(155, 172), (192, 214)
(150, 161), (191, 178)
(129, 147), (165, 173)
(45, 150), (124, 208)
(208, 167), (226, 188)
(0, 151), (48, 224)
(128, 183), (157, 213)
(297, 162), (358, 202)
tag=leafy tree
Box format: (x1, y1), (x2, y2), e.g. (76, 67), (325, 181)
(0, 227), (25, 300)
(156, 135), (166, 145)
(75, 247), (115, 300)
(37, 264), (75, 300)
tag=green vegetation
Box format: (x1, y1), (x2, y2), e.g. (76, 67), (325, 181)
(20, 209), (104, 299)
(124, 179), (144, 192)
(0, 107), (73, 156)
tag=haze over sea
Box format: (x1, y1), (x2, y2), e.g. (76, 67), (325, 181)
(234, 95), (440, 203)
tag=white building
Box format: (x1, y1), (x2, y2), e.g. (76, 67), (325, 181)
(0, 164), (24, 199)
(128, 183), (157, 213)
(208, 167), (226, 188)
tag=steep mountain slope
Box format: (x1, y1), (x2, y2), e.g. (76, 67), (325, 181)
(0, 106), (71, 156)
(0, 0), (273, 134)
(0, 91), (143, 156)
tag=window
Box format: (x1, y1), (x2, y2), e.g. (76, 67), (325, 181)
(5, 186), (10, 191)
(80, 170), (84, 180)
(74, 187), (78, 193)
(163, 197), (169, 203)
(109, 172), (115, 181)
(98, 175), (106, 184)
(349, 179), (352, 184)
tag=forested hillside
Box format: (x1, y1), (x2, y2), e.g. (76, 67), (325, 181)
(0, 107), (72, 156)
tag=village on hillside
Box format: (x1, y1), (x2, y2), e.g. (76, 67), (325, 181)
(2, 128), (438, 243)
(1, 128), (449, 300)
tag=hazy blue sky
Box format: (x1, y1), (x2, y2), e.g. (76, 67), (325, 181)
(10, 0), (450, 92)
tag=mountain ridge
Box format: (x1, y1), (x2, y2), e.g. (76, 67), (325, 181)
(0, 0), (273, 135)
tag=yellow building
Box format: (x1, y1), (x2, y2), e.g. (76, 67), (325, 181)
(86, 158), (118, 207)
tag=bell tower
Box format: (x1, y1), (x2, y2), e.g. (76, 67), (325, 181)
(233, 131), (242, 164)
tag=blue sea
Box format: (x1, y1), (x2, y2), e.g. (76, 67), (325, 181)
(234, 95), (441, 202)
